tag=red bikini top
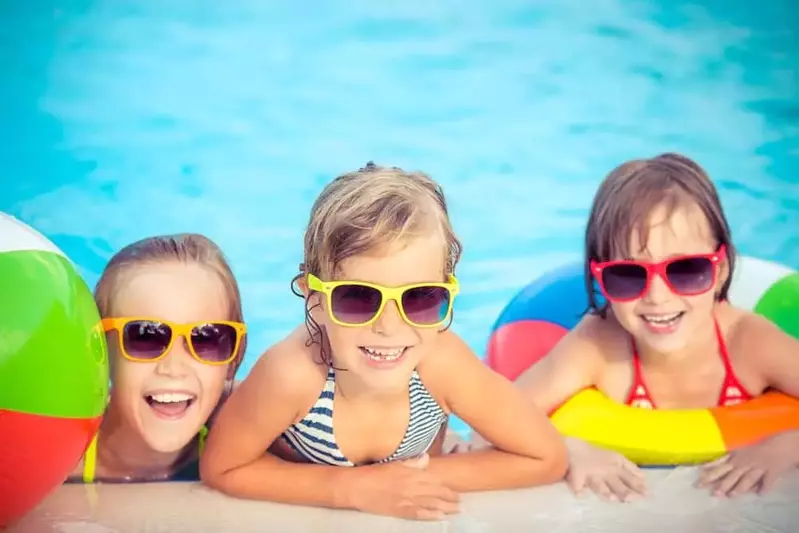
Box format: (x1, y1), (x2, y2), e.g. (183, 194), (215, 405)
(625, 317), (753, 409)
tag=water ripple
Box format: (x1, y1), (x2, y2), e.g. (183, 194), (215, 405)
(1, 1), (796, 392)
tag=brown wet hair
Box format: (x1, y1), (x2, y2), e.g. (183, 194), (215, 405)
(585, 152), (736, 318)
(292, 161), (462, 366)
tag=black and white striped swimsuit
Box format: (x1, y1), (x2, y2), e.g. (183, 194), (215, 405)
(280, 367), (447, 466)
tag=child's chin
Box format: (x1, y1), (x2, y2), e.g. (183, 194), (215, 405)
(137, 415), (203, 453)
(143, 431), (198, 454)
(639, 331), (690, 354)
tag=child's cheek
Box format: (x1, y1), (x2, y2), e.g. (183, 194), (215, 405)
(195, 364), (229, 415)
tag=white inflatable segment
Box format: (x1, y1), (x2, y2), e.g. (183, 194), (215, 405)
(0, 211), (66, 257)
(728, 255), (795, 311)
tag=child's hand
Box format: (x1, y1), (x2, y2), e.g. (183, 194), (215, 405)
(343, 454), (461, 520)
(565, 438), (648, 503)
(696, 431), (799, 497)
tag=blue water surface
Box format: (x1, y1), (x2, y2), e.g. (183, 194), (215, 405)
(1, 0), (797, 435)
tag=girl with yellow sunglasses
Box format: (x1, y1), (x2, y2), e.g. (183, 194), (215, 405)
(201, 163), (567, 520)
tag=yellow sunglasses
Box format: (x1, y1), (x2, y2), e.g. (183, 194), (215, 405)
(306, 273), (459, 328)
(102, 317), (246, 365)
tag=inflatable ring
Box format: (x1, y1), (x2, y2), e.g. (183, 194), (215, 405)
(487, 255), (799, 466)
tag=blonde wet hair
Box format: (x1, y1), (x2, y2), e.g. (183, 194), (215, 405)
(94, 233), (247, 374)
(295, 161), (463, 365)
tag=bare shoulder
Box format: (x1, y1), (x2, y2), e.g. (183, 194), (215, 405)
(242, 326), (327, 400)
(555, 313), (628, 366)
(417, 329), (476, 376)
(726, 305), (783, 338)
(724, 304), (798, 362)
(431, 329), (472, 358)
(415, 330), (476, 405)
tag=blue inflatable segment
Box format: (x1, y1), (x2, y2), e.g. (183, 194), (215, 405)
(491, 260), (600, 333)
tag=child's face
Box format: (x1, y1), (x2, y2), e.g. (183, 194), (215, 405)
(108, 262), (233, 453)
(610, 202), (726, 354)
(312, 233), (451, 392)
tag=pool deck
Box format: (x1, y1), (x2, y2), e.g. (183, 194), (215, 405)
(9, 467), (799, 533)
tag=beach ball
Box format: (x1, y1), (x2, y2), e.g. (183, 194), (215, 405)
(0, 212), (109, 527)
(729, 256), (799, 338)
(486, 260), (588, 380)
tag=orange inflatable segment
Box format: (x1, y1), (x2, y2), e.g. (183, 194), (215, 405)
(710, 391), (799, 450)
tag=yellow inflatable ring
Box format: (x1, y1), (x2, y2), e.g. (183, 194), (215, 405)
(551, 389), (799, 465)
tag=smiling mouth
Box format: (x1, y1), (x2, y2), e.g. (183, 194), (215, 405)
(641, 311), (685, 330)
(359, 346), (408, 364)
(144, 392), (197, 419)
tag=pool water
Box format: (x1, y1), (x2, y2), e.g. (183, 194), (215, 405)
(1, 0), (797, 436)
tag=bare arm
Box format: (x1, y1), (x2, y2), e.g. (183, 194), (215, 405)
(419, 331), (569, 491)
(200, 340), (350, 508)
(514, 317), (604, 414)
(466, 317), (607, 455)
(754, 316), (799, 397)
(760, 321), (799, 466)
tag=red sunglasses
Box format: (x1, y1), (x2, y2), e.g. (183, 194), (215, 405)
(590, 245), (726, 302)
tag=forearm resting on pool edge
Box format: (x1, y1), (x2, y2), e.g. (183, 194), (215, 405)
(426, 448), (568, 491)
(201, 449), (566, 506)
(201, 453), (348, 509)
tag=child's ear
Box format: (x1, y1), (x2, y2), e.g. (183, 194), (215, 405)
(716, 256), (731, 298)
(296, 275), (309, 297)
(291, 266), (310, 298)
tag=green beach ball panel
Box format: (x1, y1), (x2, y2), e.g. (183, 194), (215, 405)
(754, 272), (799, 340)
(728, 256), (794, 311)
(0, 250), (109, 418)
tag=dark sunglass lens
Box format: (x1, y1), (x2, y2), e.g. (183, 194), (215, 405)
(123, 320), (172, 359)
(666, 257), (714, 294)
(602, 264), (648, 299)
(402, 286), (451, 325)
(330, 284), (383, 324)
(192, 323), (238, 362)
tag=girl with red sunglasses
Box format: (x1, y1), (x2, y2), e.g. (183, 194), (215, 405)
(200, 162), (568, 521)
(67, 233), (246, 484)
(511, 153), (799, 502)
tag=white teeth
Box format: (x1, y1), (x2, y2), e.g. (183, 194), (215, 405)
(643, 312), (682, 324)
(147, 393), (194, 403)
(363, 347), (405, 361)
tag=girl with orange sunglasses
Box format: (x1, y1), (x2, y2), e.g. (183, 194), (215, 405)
(200, 162), (567, 520)
(68, 233), (246, 483)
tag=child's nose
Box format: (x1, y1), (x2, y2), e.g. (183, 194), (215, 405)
(155, 338), (192, 377)
(372, 299), (404, 335)
(644, 273), (672, 304)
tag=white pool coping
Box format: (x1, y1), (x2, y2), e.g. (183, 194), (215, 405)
(9, 467), (799, 533)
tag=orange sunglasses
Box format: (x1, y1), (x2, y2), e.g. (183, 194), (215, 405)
(102, 317), (246, 365)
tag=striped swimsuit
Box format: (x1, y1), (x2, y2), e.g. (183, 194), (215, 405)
(280, 367), (447, 466)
